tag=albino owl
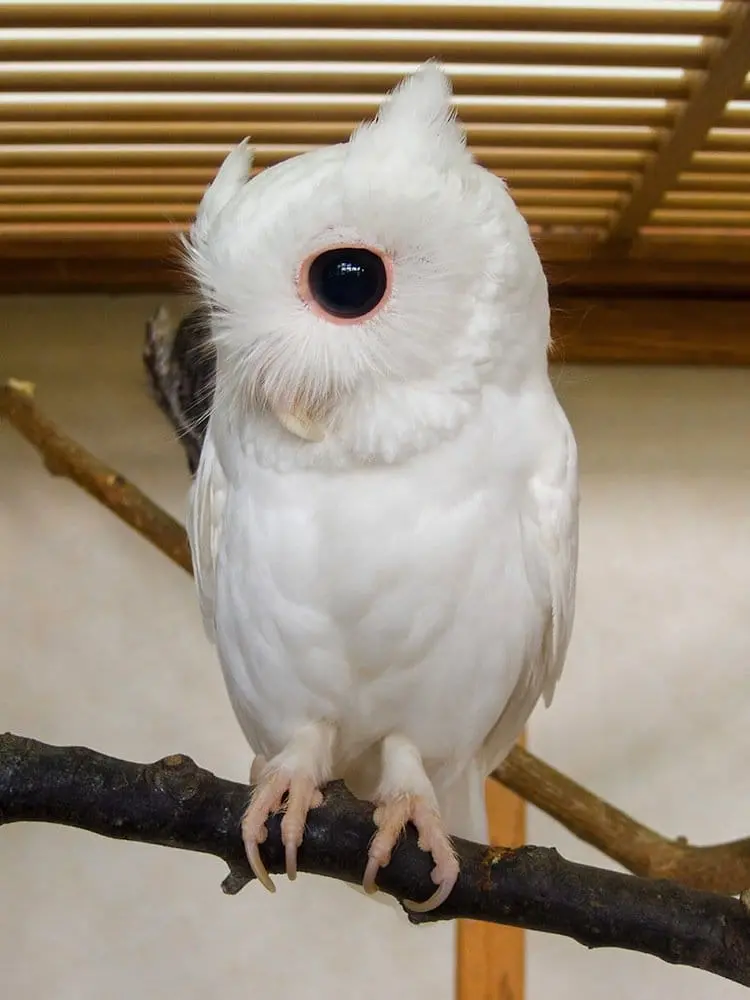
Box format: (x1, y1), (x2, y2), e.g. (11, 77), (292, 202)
(184, 63), (578, 912)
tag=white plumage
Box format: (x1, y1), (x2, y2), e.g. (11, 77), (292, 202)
(185, 63), (578, 911)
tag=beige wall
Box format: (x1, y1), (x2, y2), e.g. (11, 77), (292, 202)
(1, 295), (748, 999)
(528, 361), (750, 1000)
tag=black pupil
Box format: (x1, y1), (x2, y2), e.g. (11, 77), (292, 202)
(307, 247), (387, 319)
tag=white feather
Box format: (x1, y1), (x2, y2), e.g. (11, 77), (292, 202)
(187, 431), (226, 645)
(186, 63), (579, 855)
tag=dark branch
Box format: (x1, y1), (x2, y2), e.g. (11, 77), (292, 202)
(2, 732), (750, 987)
(6, 349), (750, 897)
(495, 746), (750, 895)
(141, 310), (750, 897)
(5, 325), (750, 986)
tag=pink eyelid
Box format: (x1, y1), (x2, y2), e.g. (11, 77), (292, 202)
(296, 243), (394, 325)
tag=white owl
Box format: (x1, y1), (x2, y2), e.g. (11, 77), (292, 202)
(185, 63), (578, 912)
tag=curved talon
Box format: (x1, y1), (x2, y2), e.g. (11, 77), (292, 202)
(403, 877), (455, 913)
(364, 791), (459, 912)
(362, 856), (382, 895)
(281, 779), (322, 882)
(246, 840), (276, 894)
(242, 764), (325, 890)
(285, 840), (298, 881)
(241, 767), (285, 894)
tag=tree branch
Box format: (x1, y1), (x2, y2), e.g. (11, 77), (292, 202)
(0, 378), (191, 573)
(494, 748), (750, 895)
(4, 375), (750, 899)
(2, 732), (750, 987)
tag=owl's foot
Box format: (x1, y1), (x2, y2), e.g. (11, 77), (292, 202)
(241, 723), (336, 893)
(362, 734), (459, 913)
(242, 769), (323, 891)
(363, 793), (459, 911)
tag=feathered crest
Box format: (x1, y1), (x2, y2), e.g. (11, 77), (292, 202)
(186, 138), (253, 276)
(348, 62), (471, 171)
(196, 139), (252, 231)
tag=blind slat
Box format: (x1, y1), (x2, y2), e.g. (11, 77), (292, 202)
(0, 143), (650, 169)
(692, 151), (750, 171)
(0, 63), (694, 99)
(677, 171), (750, 191)
(0, 95), (679, 127)
(0, 3), (729, 35)
(0, 199), (619, 226)
(0, 34), (709, 69)
(0, 183), (627, 208)
(651, 208), (750, 228)
(0, 120), (661, 149)
(0, 165), (637, 188)
(0, 221), (603, 242)
(664, 190), (750, 208)
(0, 0), (744, 267)
(704, 129), (750, 152)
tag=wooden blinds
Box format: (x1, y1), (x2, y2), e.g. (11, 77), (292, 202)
(0, 0), (749, 275)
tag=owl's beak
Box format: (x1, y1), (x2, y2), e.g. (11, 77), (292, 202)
(259, 372), (328, 443)
(272, 404), (326, 443)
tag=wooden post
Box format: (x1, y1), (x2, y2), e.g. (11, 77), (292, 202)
(456, 757), (526, 1000)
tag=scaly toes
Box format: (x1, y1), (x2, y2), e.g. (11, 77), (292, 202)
(402, 856), (459, 912)
(242, 769), (324, 890)
(280, 778), (323, 881)
(362, 796), (413, 896)
(240, 771), (289, 894)
(362, 794), (459, 910)
(403, 800), (459, 912)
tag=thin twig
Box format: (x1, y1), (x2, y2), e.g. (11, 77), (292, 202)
(0, 379), (191, 572)
(2, 732), (750, 987)
(3, 377), (750, 895)
(495, 749), (750, 894)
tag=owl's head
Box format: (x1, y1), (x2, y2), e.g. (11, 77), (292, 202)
(186, 63), (550, 458)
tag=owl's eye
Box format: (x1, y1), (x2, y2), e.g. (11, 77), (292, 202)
(301, 246), (390, 322)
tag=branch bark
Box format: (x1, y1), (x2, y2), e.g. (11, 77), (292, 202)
(494, 748), (750, 895)
(3, 732), (750, 987)
(4, 375), (750, 898)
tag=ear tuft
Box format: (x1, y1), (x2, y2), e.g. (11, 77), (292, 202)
(193, 138), (253, 241)
(184, 138), (253, 296)
(349, 62), (469, 171)
(378, 61), (455, 133)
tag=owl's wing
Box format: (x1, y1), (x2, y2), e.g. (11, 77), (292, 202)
(533, 412), (579, 708)
(186, 427), (227, 645)
(479, 406), (579, 774)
